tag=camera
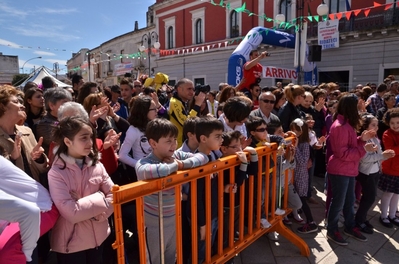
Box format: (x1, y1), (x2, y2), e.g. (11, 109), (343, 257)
(195, 84), (211, 95)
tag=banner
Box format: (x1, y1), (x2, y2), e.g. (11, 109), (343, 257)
(318, 20), (339, 50)
(114, 63), (133, 76)
(262, 66), (298, 80)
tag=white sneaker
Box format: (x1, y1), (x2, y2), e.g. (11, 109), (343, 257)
(267, 231), (279, 241)
(261, 218), (271, 228)
(275, 208), (286, 215)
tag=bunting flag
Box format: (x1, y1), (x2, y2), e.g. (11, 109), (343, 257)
(385, 4), (393, 10)
(2, 0), (395, 60)
(345, 11), (352, 20)
(354, 9), (362, 16)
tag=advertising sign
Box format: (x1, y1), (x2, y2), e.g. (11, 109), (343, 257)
(263, 66), (298, 80)
(318, 20), (339, 50)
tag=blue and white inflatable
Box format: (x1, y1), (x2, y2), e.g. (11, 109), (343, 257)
(227, 26), (317, 86)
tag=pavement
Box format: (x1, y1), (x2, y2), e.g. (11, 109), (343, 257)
(233, 176), (399, 264)
(43, 176), (399, 264)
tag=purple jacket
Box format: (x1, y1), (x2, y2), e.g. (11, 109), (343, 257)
(326, 114), (366, 177)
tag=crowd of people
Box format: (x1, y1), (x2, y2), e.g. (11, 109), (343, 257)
(1, 57), (399, 264)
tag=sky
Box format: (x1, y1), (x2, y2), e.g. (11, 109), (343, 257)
(0, 0), (154, 75)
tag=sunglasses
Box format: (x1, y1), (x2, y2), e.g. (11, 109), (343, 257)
(134, 85), (142, 88)
(255, 127), (267, 132)
(261, 99), (276, 104)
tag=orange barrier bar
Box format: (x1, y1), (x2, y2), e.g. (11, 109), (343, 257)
(112, 140), (310, 264)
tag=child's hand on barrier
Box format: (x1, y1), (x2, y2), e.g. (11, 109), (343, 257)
(176, 159), (184, 170)
(243, 146), (256, 155)
(200, 225), (206, 241)
(224, 183), (237, 193)
(236, 151), (248, 163)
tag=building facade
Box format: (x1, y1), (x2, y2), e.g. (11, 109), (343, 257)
(0, 52), (19, 85)
(67, 0), (399, 90)
(153, 0), (399, 90)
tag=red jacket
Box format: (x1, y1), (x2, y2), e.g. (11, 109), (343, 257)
(326, 114), (366, 177)
(382, 129), (399, 176)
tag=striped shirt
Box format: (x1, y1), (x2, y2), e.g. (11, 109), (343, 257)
(135, 151), (209, 217)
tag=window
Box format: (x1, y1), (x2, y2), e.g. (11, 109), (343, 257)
(164, 16), (175, 49)
(230, 11), (239, 38)
(193, 77), (205, 86)
(168, 79), (176, 86)
(329, 0), (348, 14)
(195, 19), (202, 44)
(167, 27), (174, 49)
(190, 8), (205, 45)
(279, 0), (292, 22)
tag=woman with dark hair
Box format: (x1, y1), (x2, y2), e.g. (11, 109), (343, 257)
(23, 81), (39, 93)
(77, 82), (99, 104)
(376, 92), (396, 141)
(271, 88), (286, 115)
(278, 84), (306, 132)
(23, 87), (45, 129)
(218, 85), (236, 104)
(326, 94), (376, 246)
(119, 96), (158, 169)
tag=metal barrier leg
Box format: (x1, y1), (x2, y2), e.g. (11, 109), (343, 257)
(271, 219), (310, 257)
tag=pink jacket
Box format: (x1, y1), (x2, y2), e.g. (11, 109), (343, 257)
(48, 154), (114, 254)
(326, 114), (366, 177)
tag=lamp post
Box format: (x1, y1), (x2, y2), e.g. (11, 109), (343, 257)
(139, 31), (160, 76)
(275, 0), (329, 84)
(53, 62), (59, 79)
(21, 56), (42, 73)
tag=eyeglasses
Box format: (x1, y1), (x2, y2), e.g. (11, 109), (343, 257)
(134, 85), (142, 88)
(255, 127), (267, 132)
(261, 99), (276, 104)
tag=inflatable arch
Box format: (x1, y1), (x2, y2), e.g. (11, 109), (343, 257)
(227, 26), (317, 86)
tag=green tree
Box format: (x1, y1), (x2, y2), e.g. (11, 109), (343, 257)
(12, 74), (29, 86)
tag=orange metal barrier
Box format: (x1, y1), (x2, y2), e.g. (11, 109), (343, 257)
(112, 141), (310, 264)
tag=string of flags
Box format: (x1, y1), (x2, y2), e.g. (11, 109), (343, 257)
(1, 1), (392, 57)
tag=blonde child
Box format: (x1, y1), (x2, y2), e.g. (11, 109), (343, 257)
(48, 116), (114, 263)
(379, 108), (399, 228)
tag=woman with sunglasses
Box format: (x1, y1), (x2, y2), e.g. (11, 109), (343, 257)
(278, 84), (306, 132)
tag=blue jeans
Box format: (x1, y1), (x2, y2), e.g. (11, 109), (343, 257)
(196, 217), (218, 264)
(327, 174), (356, 234)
